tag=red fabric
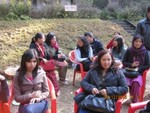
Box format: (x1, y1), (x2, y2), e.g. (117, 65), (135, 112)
(52, 42), (59, 51)
(46, 71), (60, 95)
(106, 38), (114, 49)
(40, 60), (55, 71)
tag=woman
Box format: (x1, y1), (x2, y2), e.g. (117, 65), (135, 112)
(111, 35), (127, 68)
(74, 36), (93, 71)
(45, 32), (68, 85)
(122, 34), (149, 103)
(76, 50), (128, 113)
(14, 49), (49, 113)
(29, 33), (60, 96)
(0, 74), (9, 103)
(106, 32), (121, 50)
(29, 32), (48, 62)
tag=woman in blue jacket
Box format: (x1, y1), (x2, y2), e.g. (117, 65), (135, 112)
(76, 50), (128, 113)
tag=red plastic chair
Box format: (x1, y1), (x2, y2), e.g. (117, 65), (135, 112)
(74, 88), (127, 113)
(139, 69), (150, 102)
(0, 101), (10, 113)
(128, 100), (149, 113)
(6, 77), (57, 113)
(68, 50), (87, 86)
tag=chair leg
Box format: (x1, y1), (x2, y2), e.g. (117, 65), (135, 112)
(72, 70), (76, 86)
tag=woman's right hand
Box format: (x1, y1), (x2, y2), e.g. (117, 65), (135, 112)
(92, 88), (99, 95)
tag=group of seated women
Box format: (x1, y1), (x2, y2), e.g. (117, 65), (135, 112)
(74, 32), (150, 113)
(0, 31), (150, 113)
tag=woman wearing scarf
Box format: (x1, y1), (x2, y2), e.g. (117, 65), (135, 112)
(29, 33), (60, 96)
(122, 34), (150, 103)
(45, 32), (68, 85)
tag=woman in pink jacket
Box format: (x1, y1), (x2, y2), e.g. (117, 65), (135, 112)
(14, 49), (49, 113)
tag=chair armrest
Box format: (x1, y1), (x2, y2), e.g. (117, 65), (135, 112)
(128, 100), (149, 113)
(115, 94), (127, 113)
(75, 88), (84, 95)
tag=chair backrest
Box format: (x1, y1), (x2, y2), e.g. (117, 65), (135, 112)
(7, 77), (57, 113)
(140, 68), (150, 102)
(69, 50), (76, 63)
(47, 78), (57, 113)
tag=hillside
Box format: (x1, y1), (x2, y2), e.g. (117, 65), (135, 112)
(0, 19), (132, 69)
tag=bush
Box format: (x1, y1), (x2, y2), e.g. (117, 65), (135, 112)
(0, 2), (30, 20)
(77, 7), (101, 18)
(93, 0), (108, 9)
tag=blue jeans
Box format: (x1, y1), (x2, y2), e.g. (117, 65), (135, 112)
(19, 100), (48, 113)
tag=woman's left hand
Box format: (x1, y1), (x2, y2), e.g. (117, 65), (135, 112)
(30, 98), (41, 104)
(99, 89), (107, 96)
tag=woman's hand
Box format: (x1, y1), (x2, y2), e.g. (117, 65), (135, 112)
(31, 91), (41, 98)
(92, 88), (99, 95)
(99, 89), (107, 96)
(132, 61), (139, 67)
(30, 98), (41, 103)
(43, 58), (48, 63)
(58, 53), (63, 58)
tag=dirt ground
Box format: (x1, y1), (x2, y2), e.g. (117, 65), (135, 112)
(10, 68), (150, 113)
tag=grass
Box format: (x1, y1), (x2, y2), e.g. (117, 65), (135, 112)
(0, 19), (132, 69)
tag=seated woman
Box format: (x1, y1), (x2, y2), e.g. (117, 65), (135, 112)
(14, 49), (49, 113)
(76, 50), (128, 113)
(74, 36), (93, 71)
(29, 33), (60, 96)
(122, 34), (149, 103)
(45, 32), (68, 85)
(110, 35), (127, 68)
(106, 32), (121, 50)
(0, 74), (9, 103)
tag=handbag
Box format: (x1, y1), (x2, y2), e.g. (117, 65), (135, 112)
(123, 68), (139, 78)
(40, 60), (55, 71)
(79, 94), (115, 113)
(40, 50), (56, 71)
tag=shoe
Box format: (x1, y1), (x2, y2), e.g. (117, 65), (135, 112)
(59, 80), (69, 85)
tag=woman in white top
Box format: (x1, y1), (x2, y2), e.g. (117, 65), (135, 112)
(74, 36), (93, 71)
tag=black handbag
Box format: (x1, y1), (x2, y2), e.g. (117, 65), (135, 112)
(123, 68), (140, 78)
(79, 94), (115, 113)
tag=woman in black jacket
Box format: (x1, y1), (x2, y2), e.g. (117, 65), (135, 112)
(76, 50), (128, 113)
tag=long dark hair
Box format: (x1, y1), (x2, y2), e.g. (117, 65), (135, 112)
(92, 50), (115, 72)
(130, 34), (147, 64)
(17, 49), (39, 86)
(45, 32), (55, 46)
(112, 36), (124, 53)
(31, 32), (44, 44)
(76, 36), (90, 55)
